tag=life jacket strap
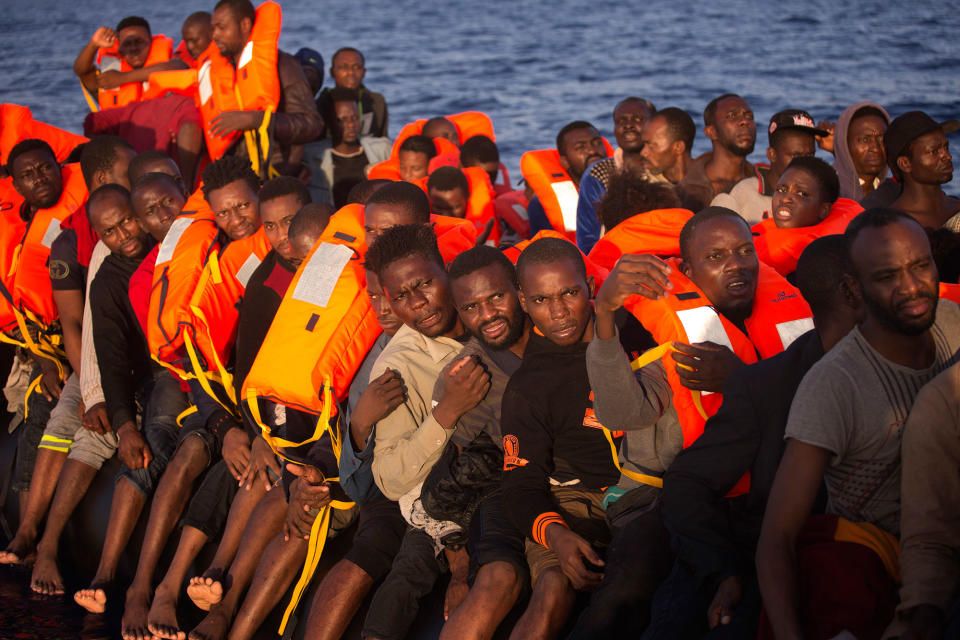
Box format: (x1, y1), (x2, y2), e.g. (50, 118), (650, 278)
(630, 342), (708, 420)
(80, 78), (100, 113)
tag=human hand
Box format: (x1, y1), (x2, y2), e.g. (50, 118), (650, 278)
(35, 356), (62, 401)
(671, 341), (745, 393)
(707, 575), (743, 628)
(221, 427), (252, 481)
(283, 464), (331, 541)
(81, 402), (112, 434)
(544, 523), (604, 590)
(433, 355), (491, 429)
(351, 369), (406, 446)
(90, 26), (116, 49)
(237, 436), (281, 492)
(595, 254), (673, 313)
(815, 120), (835, 154)
(117, 422), (152, 469)
(97, 70), (126, 89)
(209, 111), (264, 137)
(475, 218), (496, 247)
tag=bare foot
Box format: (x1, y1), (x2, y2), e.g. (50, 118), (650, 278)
(186, 570), (226, 611)
(444, 575), (470, 621)
(147, 583), (185, 640)
(121, 589), (152, 640)
(74, 584), (110, 614)
(0, 530), (37, 564)
(29, 548), (64, 595)
(187, 607), (231, 640)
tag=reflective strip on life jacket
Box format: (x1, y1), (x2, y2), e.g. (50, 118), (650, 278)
(197, 2), (281, 161)
(752, 198), (862, 277)
(94, 34), (174, 111)
(586, 208), (694, 273)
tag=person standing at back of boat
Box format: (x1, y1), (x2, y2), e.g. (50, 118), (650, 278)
(316, 47), (389, 139)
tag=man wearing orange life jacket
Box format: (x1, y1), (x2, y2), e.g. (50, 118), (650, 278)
(73, 16), (187, 111)
(0, 104), (87, 172)
(753, 156), (863, 279)
(202, 0), (322, 175)
(527, 120), (607, 238)
(398, 134), (437, 184)
(176, 12), (214, 67)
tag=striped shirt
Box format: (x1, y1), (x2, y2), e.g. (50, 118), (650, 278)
(785, 300), (960, 536)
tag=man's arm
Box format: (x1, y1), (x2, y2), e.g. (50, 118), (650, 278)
(273, 52), (323, 146)
(97, 58), (188, 89)
(74, 27), (115, 93)
(755, 438), (829, 640)
(574, 172), (604, 254)
(52, 288), (84, 376)
(89, 267), (138, 431)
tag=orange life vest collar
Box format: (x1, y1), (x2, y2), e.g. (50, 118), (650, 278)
(587, 208), (694, 273)
(96, 34), (174, 110)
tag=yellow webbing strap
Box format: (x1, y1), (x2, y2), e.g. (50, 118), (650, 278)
(245, 375), (338, 457)
(81, 78), (100, 113)
(22, 376), (42, 420)
(183, 333), (237, 416)
(601, 427), (663, 489)
(277, 496), (355, 634)
(241, 107), (274, 177)
(186, 259), (237, 408)
(176, 405), (198, 428)
(151, 354), (194, 384)
(13, 308), (66, 382)
(630, 342), (708, 421)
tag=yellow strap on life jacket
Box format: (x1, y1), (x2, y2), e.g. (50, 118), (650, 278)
(81, 78), (100, 113)
(183, 331), (238, 417)
(22, 376), (42, 420)
(13, 309), (66, 381)
(245, 374), (339, 460)
(176, 405), (198, 428)
(630, 342), (708, 420)
(240, 105), (274, 177)
(601, 426), (663, 489)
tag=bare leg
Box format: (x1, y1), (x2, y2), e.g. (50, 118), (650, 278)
(122, 438), (209, 640)
(188, 489), (292, 640)
(302, 559), (374, 640)
(75, 476), (148, 613)
(441, 561), (525, 640)
(147, 525), (208, 639)
(187, 481), (267, 611)
(29, 458), (97, 594)
(0, 448), (67, 564)
(175, 121), (203, 190)
(509, 568), (576, 640)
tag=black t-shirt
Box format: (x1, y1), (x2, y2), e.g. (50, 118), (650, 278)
(331, 149), (369, 208)
(49, 228), (86, 292)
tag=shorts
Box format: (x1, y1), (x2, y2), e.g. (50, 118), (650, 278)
(37, 373), (82, 452)
(180, 459), (238, 538)
(524, 485), (609, 585)
(470, 487), (529, 578)
(12, 366), (55, 492)
(118, 370), (189, 496)
(343, 491), (407, 582)
(175, 408), (218, 463)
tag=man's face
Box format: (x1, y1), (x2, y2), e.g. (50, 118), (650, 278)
(117, 26), (151, 68)
(365, 269), (402, 336)
(381, 254), (458, 338)
(771, 167), (829, 229)
(559, 127), (606, 182)
(613, 101), (652, 154)
(260, 194), (300, 261)
(847, 114), (887, 180)
(849, 220), (939, 336)
(331, 50), (365, 90)
(901, 129), (953, 186)
(423, 120), (459, 145)
(398, 151), (430, 183)
(333, 100), (361, 145)
(101, 146), (137, 190)
(92, 193), (147, 258)
(132, 178), (186, 241)
(709, 97), (756, 157)
(680, 216), (759, 324)
(11, 149), (62, 210)
(452, 264), (526, 350)
(211, 6), (249, 60)
(519, 258), (594, 347)
(767, 131), (816, 177)
(363, 203), (420, 244)
(429, 187), (468, 219)
(207, 179), (260, 240)
(640, 115), (678, 176)
(181, 21), (212, 60)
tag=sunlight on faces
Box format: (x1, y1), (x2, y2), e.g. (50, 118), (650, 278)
(208, 179), (260, 240)
(451, 264), (525, 350)
(260, 194), (301, 260)
(771, 167), (830, 229)
(518, 258), (594, 347)
(380, 254), (458, 338)
(365, 269), (403, 337)
(131, 177), (186, 241)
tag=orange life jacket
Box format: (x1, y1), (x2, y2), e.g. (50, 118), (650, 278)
(186, 227), (271, 402)
(241, 209), (381, 445)
(502, 229), (609, 288)
(520, 138), (615, 241)
(142, 40), (219, 102)
(461, 166), (499, 246)
(624, 259), (813, 450)
(174, 40), (196, 67)
(494, 189), (530, 239)
(389, 111), (496, 158)
(11, 164), (88, 331)
(0, 179), (27, 337)
(587, 208), (694, 273)
(147, 188), (218, 377)
(0, 104), (88, 166)
(431, 213), (478, 263)
(96, 34), (174, 110)
(752, 198), (863, 276)
(196, 2), (281, 162)
(367, 137), (460, 183)
(939, 282), (960, 305)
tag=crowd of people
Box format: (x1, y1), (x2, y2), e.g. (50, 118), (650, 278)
(1, 1), (959, 639)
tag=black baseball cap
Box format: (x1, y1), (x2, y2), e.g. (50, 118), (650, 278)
(884, 110), (960, 163)
(768, 109), (829, 138)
